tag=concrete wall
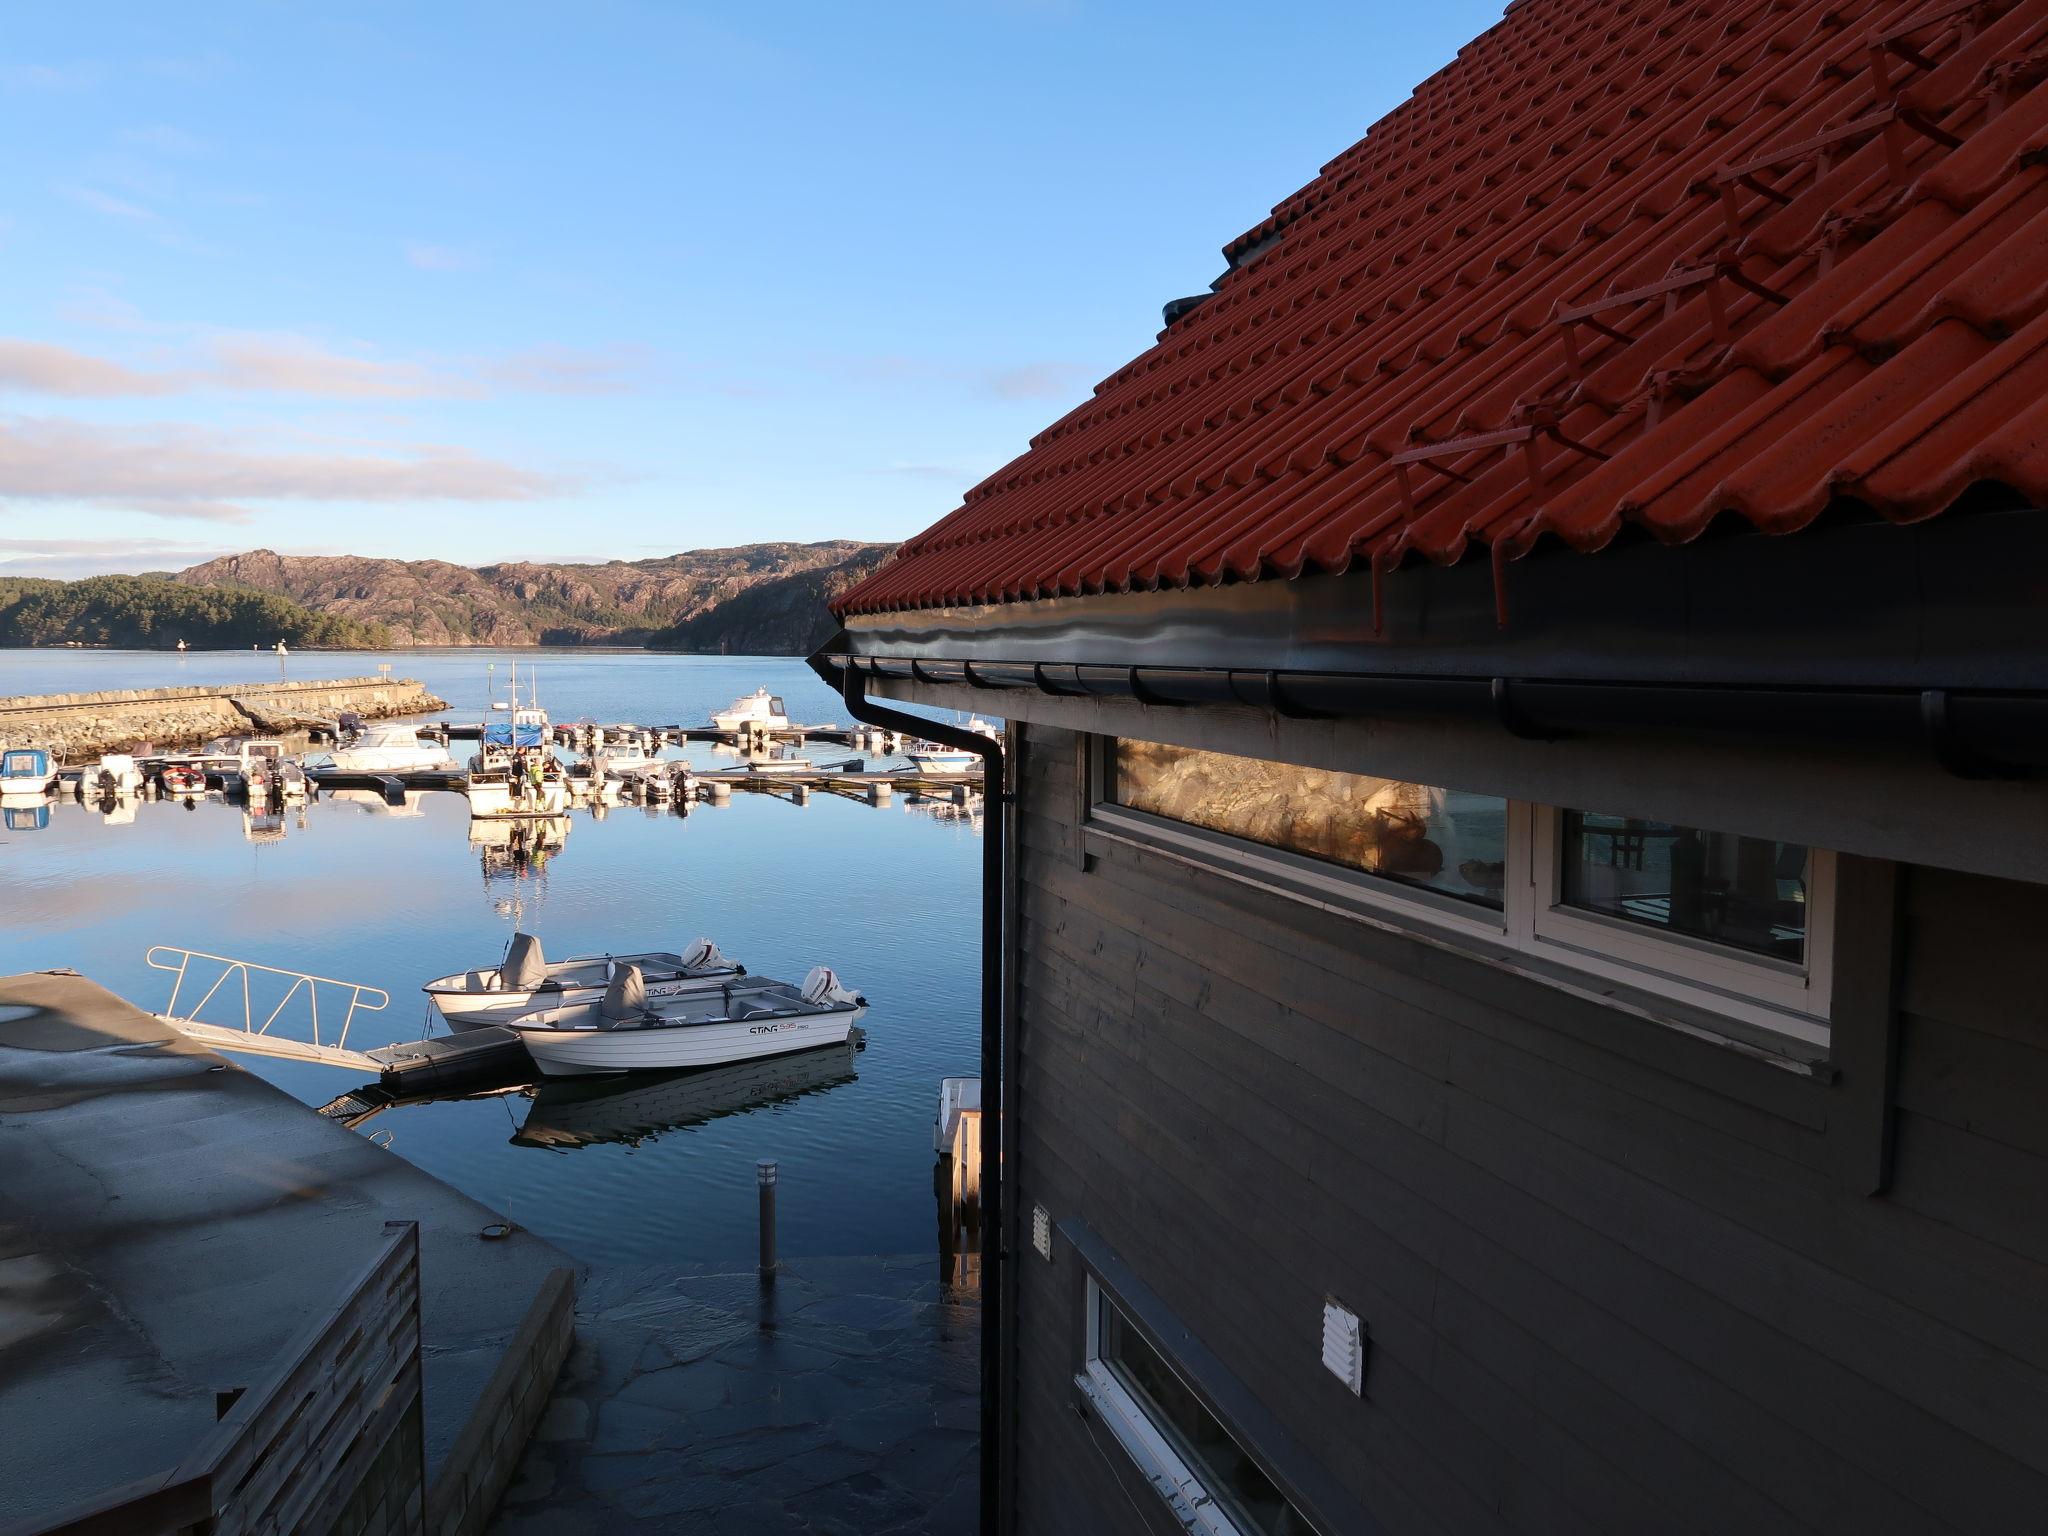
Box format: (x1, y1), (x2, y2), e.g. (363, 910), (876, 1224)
(0, 676), (447, 760)
(425, 1266), (577, 1536)
(1005, 717), (2048, 1536)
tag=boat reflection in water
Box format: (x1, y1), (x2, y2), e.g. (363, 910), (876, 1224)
(316, 1044), (858, 1149)
(3, 802), (50, 832)
(471, 814), (571, 876)
(513, 1040), (859, 1150)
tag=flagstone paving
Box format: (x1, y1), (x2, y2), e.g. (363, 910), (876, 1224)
(489, 1254), (979, 1535)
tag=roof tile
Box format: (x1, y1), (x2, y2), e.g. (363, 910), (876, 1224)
(838, 0), (2048, 619)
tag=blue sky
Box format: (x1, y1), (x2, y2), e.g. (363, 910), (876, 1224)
(0, 1), (1504, 577)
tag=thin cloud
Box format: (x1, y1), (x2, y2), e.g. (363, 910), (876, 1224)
(204, 333), (470, 399)
(0, 341), (179, 397)
(986, 362), (1086, 401)
(0, 536), (239, 579)
(0, 416), (571, 523)
(0, 62), (101, 92)
(816, 352), (1089, 401)
(61, 184), (198, 249)
(480, 345), (655, 395)
(117, 124), (204, 156)
(406, 243), (480, 272)
(0, 332), (655, 400)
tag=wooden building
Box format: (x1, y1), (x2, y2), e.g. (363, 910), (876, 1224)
(819, 0), (2048, 1529)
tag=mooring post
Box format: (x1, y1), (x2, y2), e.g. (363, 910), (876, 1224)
(757, 1158), (779, 1282)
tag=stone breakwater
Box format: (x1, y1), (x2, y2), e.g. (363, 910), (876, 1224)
(0, 676), (450, 761)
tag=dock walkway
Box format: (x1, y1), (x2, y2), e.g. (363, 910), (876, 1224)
(0, 970), (574, 1535)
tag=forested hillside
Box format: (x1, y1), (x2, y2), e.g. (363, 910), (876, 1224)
(0, 575), (392, 650)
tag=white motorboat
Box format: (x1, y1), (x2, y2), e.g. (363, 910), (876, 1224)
(159, 736), (289, 778)
(160, 763), (207, 797)
(246, 753), (310, 803)
(316, 724), (456, 774)
(423, 931), (743, 1030)
(468, 765), (568, 818)
(738, 747), (813, 775)
(86, 754), (145, 798)
(904, 745), (979, 773)
(711, 688), (790, 733)
(468, 673), (566, 818)
(508, 963), (866, 1076)
(0, 748), (54, 799)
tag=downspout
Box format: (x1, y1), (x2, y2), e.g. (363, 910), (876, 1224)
(812, 651), (1007, 1536)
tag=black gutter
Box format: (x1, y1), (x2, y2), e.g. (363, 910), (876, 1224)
(810, 651), (1008, 1535)
(817, 655), (2048, 776)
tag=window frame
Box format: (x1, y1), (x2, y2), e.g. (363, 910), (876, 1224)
(1086, 737), (1835, 1051)
(1078, 1277), (1316, 1536)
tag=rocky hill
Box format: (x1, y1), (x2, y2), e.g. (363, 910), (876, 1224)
(173, 542), (890, 649)
(645, 547), (890, 655)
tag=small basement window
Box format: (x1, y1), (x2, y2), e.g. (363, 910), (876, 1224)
(1082, 1280), (1319, 1536)
(1089, 738), (1835, 1049)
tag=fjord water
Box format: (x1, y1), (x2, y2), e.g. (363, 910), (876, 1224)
(0, 650), (981, 1267)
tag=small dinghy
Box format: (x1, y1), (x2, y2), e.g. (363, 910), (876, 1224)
(160, 763), (207, 796)
(423, 931), (743, 1030)
(507, 963), (867, 1076)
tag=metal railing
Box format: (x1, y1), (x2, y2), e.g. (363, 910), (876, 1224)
(144, 945), (390, 1054)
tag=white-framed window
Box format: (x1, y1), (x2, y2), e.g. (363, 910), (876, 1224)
(1077, 1279), (1320, 1536)
(1088, 738), (1834, 1049)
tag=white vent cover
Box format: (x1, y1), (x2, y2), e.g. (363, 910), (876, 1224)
(1321, 1298), (1364, 1395)
(1031, 1204), (1053, 1260)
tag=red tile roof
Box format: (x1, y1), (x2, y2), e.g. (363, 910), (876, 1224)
(836, 0), (2048, 623)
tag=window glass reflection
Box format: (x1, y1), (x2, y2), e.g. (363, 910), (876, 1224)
(1559, 812), (1808, 962)
(1113, 740), (1506, 910)
(1102, 1302), (1313, 1536)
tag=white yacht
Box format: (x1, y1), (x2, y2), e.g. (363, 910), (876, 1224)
(317, 724), (456, 774)
(507, 963), (866, 1075)
(423, 931), (742, 1029)
(711, 688), (790, 733)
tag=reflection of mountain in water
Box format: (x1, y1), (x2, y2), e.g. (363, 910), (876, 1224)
(513, 1041), (858, 1151)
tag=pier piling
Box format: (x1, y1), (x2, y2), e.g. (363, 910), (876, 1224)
(757, 1159), (779, 1283)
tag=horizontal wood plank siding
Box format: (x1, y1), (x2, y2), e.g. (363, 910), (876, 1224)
(1008, 722), (2048, 1535)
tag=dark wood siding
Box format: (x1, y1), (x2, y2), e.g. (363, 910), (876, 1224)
(1007, 721), (2048, 1536)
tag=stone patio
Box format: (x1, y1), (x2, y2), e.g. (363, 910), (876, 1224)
(488, 1254), (980, 1535)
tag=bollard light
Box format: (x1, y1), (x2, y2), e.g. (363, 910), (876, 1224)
(757, 1158), (779, 1283)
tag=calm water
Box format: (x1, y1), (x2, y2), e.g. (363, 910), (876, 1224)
(0, 650), (986, 1268)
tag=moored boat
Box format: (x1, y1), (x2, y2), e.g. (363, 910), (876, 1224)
(423, 931), (743, 1030)
(711, 688), (790, 733)
(314, 723), (456, 774)
(0, 747), (54, 799)
(507, 963), (866, 1076)
(88, 754), (145, 798)
(904, 745), (979, 773)
(160, 763), (207, 796)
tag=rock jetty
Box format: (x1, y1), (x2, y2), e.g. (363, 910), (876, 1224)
(0, 676), (449, 761)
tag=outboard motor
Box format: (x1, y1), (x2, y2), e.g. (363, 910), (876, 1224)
(680, 937), (734, 973)
(801, 967), (865, 1008)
